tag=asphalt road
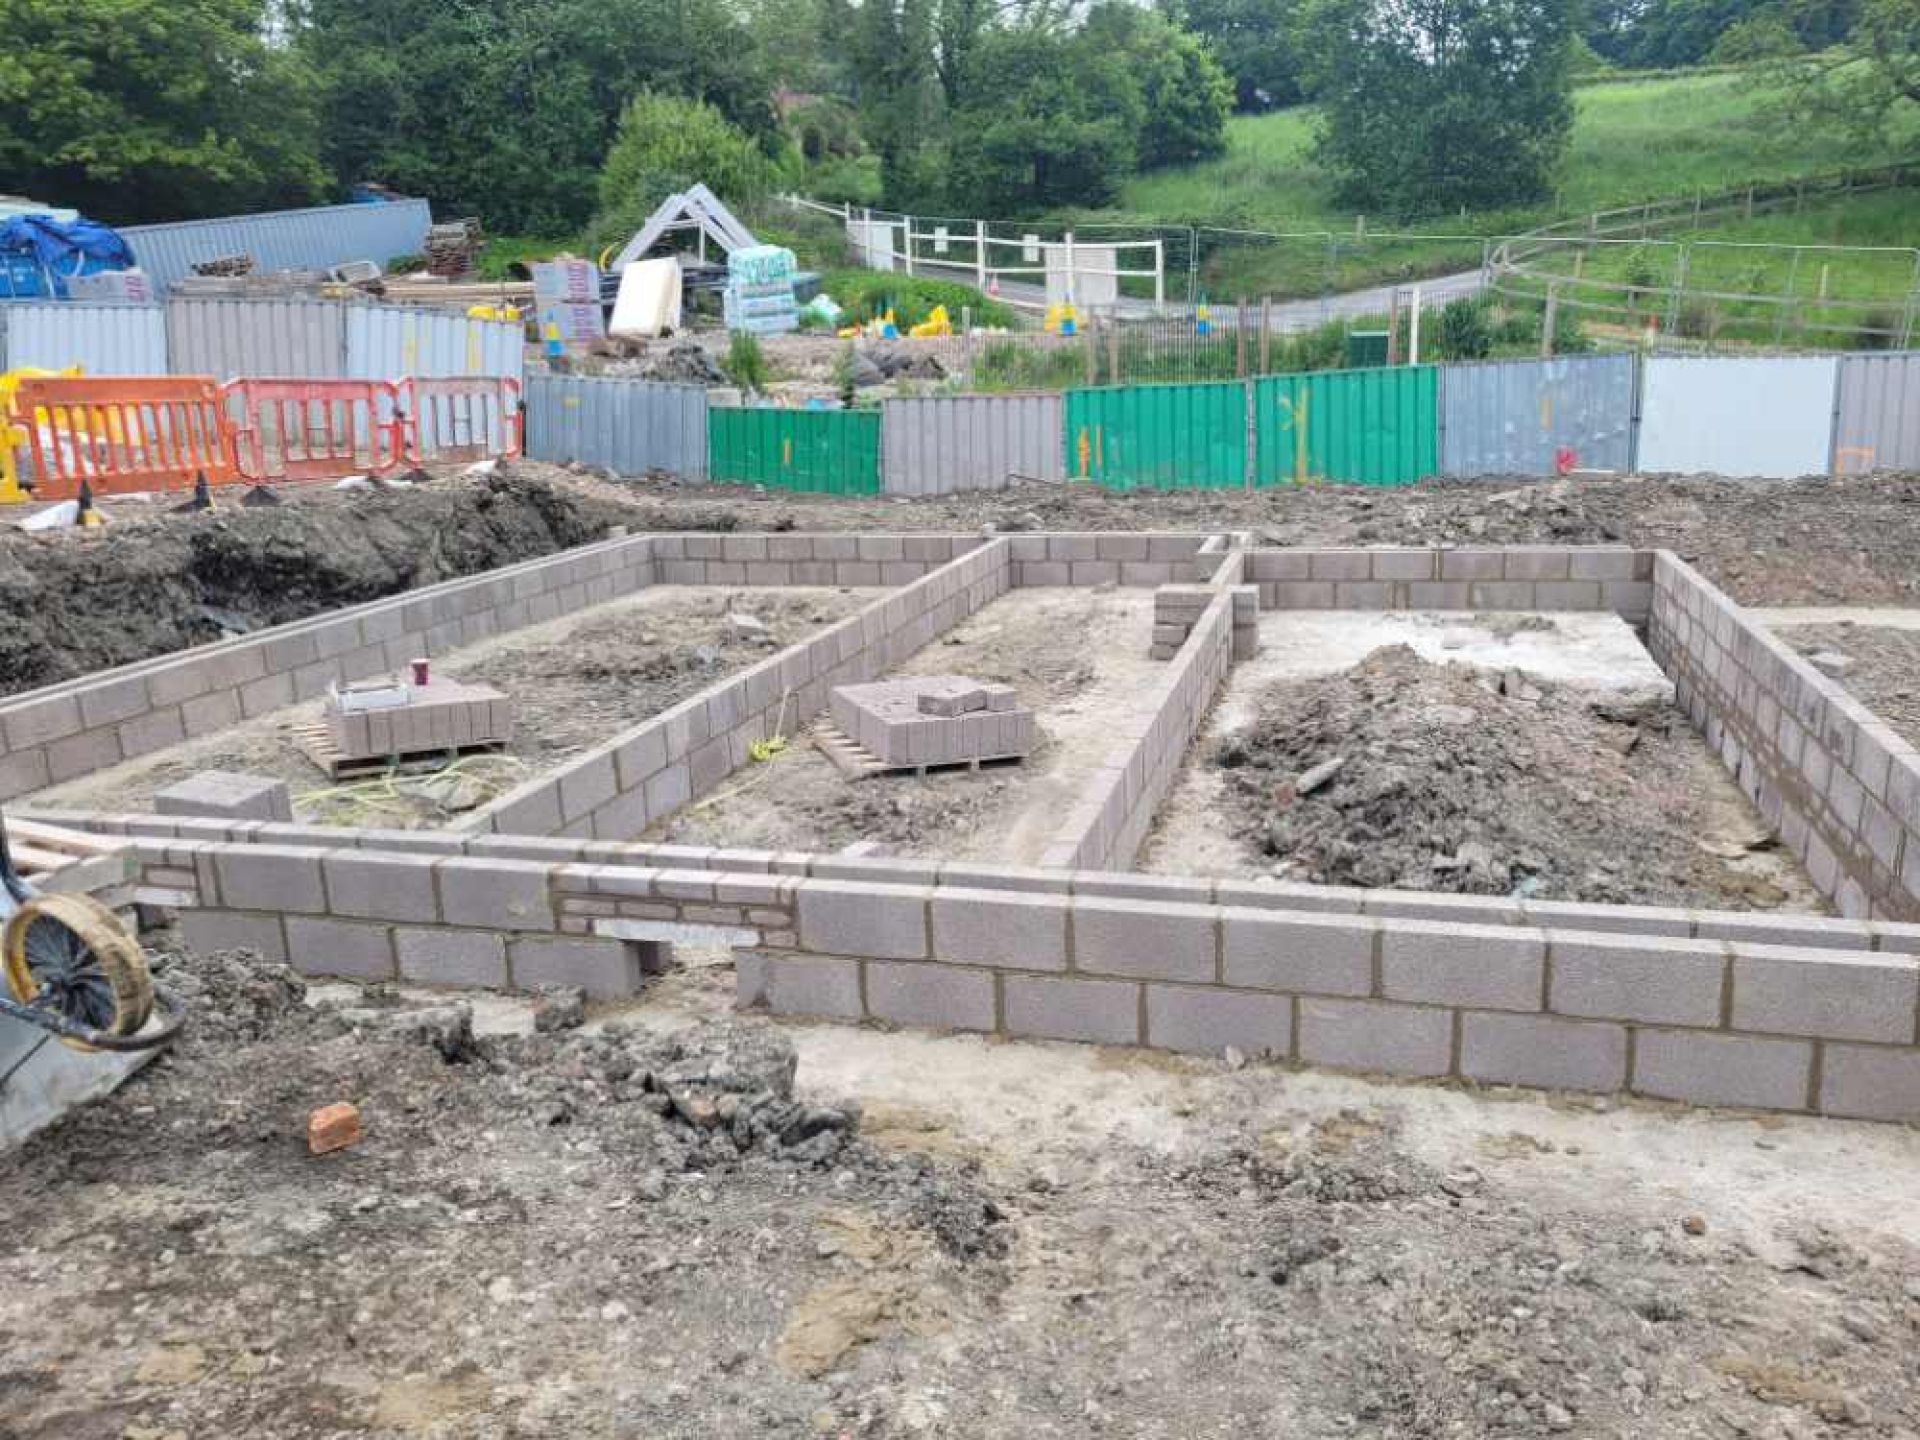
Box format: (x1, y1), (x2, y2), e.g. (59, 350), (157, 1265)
(912, 259), (1488, 325)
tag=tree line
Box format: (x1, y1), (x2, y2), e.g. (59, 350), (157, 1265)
(0, 0), (1910, 236)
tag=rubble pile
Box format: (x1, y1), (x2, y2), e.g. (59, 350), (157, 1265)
(1216, 645), (1728, 905)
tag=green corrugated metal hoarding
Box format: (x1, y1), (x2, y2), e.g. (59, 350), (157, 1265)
(707, 406), (881, 493)
(1254, 365), (1439, 486)
(1063, 381), (1246, 489)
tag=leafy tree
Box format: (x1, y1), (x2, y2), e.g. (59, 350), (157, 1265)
(1085, 4), (1234, 167)
(1167, 0), (1310, 110)
(946, 25), (1144, 211)
(1766, 0), (1919, 140)
(592, 92), (778, 246)
(299, 0), (775, 234)
(0, 0), (326, 222)
(845, 0), (942, 206)
(1710, 12), (1806, 60)
(1600, 0), (1860, 69)
(1300, 0), (1577, 218)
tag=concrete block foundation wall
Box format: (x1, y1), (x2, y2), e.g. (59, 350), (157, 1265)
(24, 536), (1920, 1124)
(42, 810), (1920, 1120)
(0, 532), (661, 802)
(740, 879), (1920, 1121)
(1648, 554), (1920, 922)
(0, 530), (988, 808)
(1004, 532), (1214, 588)
(1245, 545), (1655, 621)
(1040, 549), (1247, 872)
(463, 539), (1012, 839)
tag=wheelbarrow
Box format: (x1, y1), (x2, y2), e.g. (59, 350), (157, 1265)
(0, 814), (183, 1052)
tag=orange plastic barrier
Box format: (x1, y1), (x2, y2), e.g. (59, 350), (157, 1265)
(5, 375), (238, 499)
(397, 376), (523, 466)
(225, 378), (403, 482)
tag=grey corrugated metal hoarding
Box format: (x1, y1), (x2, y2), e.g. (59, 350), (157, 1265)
(166, 297), (347, 378)
(1832, 352), (1920, 475)
(1438, 354), (1635, 477)
(523, 372), (707, 479)
(1639, 355), (1839, 478)
(0, 302), (168, 372)
(344, 305), (525, 384)
(121, 199), (432, 291)
(881, 392), (1063, 494)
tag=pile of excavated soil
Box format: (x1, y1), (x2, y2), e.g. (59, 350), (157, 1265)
(0, 468), (661, 697)
(1215, 645), (1797, 908)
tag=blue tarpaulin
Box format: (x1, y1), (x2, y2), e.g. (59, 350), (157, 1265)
(0, 214), (134, 298)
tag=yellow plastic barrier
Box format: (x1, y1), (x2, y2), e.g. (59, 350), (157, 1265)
(0, 366), (82, 503)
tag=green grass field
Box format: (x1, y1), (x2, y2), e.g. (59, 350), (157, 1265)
(1086, 66), (1919, 304)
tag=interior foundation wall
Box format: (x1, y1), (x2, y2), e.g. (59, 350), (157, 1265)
(1648, 554), (1920, 922)
(465, 539), (1014, 839)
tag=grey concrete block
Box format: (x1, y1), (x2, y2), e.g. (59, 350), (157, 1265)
(930, 888), (1067, 971)
(1071, 897), (1214, 982)
(865, 960), (997, 1032)
(1298, 997), (1452, 1078)
(739, 952), (863, 1019)
(213, 845), (326, 914)
(1461, 1011), (1626, 1093)
(180, 908), (286, 962)
(1220, 908), (1375, 996)
(155, 770), (292, 824)
(1380, 922), (1543, 1012)
(1004, 974), (1139, 1045)
(1146, 985), (1292, 1057)
(435, 858), (555, 931)
(510, 936), (643, 996)
(797, 880), (929, 960)
(1730, 944), (1918, 1043)
(395, 927), (508, 987)
(321, 851), (440, 923)
(1819, 1044), (1920, 1122)
(1548, 933), (1726, 1026)
(1633, 1028), (1812, 1111)
(285, 916), (397, 981)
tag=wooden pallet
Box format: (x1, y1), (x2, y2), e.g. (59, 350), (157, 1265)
(812, 720), (1027, 780)
(294, 719), (508, 781)
(6, 817), (138, 897)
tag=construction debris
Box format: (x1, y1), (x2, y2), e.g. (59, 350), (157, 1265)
(307, 1101), (362, 1155)
(424, 218), (484, 279)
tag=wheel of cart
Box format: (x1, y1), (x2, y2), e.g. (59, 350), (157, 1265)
(0, 814), (183, 1051)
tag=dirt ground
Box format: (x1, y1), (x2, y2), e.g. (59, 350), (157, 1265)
(38, 587), (873, 829)
(19, 464), (1920, 697)
(650, 588), (1164, 865)
(1143, 617), (1825, 912)
(1774, 621), (1920, 753)
(3, 942), (1917, 1440)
